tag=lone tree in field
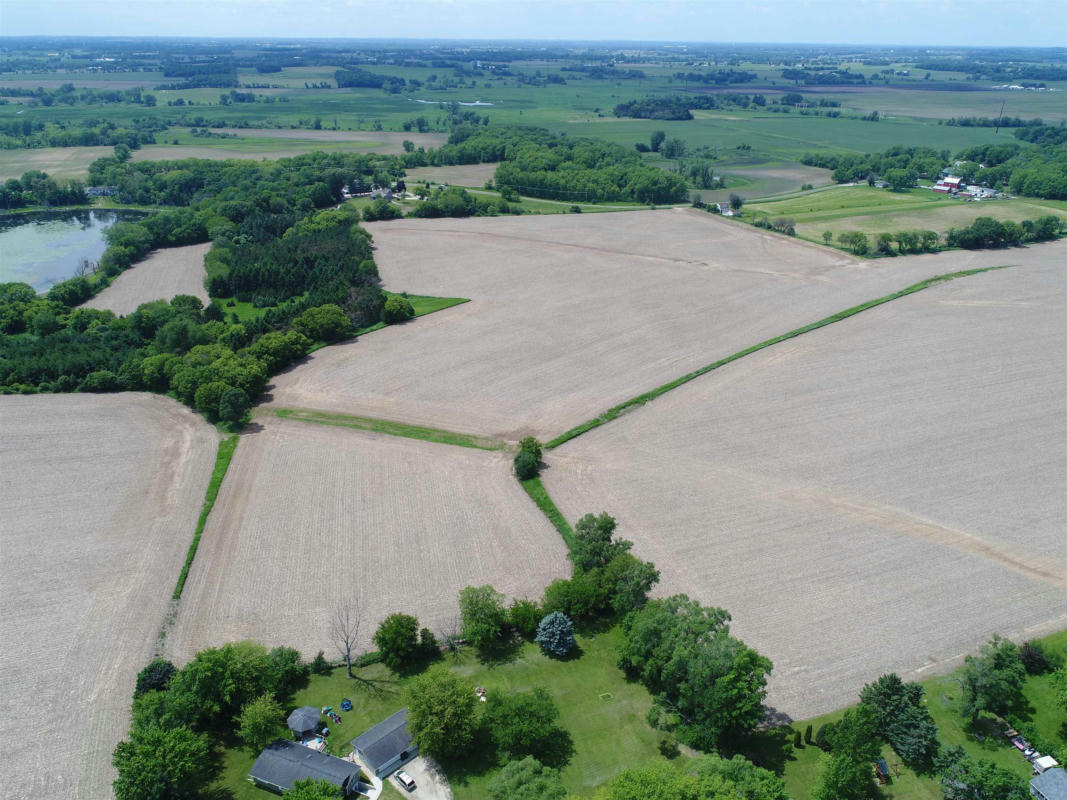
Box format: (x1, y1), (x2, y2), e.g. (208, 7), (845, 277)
(650, 130), (666, 152)
(535, 612), (576, 657)
(330, 601), (361, 678)
(373, 613), (420, 673)
(729, 193), (745, 211)
(515, 436), (543, 480)
(407, 668), (479, 759)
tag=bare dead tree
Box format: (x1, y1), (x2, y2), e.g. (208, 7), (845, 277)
(438, 614), (462, 660)
(330, 601), (361, 678)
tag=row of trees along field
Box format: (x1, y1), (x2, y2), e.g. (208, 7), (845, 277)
(801, 125), (1067, 199)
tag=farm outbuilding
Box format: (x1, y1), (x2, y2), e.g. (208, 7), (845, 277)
(287, 706), (321, 738)
(350, 708), (417, 777)
(248, 739), (361, 796)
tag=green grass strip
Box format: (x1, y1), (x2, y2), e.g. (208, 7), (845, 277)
(521, 476), (576, 550)
(272, 407), (506, 451)
(173, 434), (239, 600)
(546, 266), (1008, 449)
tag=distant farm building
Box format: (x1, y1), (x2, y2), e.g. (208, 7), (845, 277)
(248, 739), (362, 796)
(350, 708), (417, 778)
(84, 186), (117, 197)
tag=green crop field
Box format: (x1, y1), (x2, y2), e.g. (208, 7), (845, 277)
(747, 184), (1067, 243)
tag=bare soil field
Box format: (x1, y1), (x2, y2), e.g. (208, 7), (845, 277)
(0, 145), (111, 181)
(81, 243), (210, 316)
(266, 209), (1029, 442)
(0, 394), (218, 800)
(165, 418), (569, 661)
(542, 255), (1067, 719)
(214, 128), (447, 150)
(405, 162), (500, 187)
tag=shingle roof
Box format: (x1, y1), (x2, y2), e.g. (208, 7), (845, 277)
(350, 708), (413, 770)
(249, 739), (360, 792)
(287, 706), (320, 734)
(1033, 769), (1067, 800)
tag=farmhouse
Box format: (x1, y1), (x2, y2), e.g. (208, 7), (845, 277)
(248, 739), (362, 796)
(716, 202), (739, 216)
(350, 708), (417, 777)
(1032, 769), (1067, 800)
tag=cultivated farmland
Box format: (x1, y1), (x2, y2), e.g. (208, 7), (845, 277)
(0, 394), (218, 800)
(81, 243), (211, 316)
(267, 209), (1023, 441)
(165, 418), (570, 661)
(542, 251), (1067, 719)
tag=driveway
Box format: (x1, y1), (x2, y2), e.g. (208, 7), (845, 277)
(391, 756), (452, 800)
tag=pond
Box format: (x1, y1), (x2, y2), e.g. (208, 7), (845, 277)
(0, 209), (145, 293)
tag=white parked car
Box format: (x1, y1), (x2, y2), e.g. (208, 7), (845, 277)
(395, 770), (416, 791)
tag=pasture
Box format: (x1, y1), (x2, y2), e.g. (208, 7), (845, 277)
(0, 145), (111, 181)
(0, 394), (218, 800)
(165, 418), (570, 662)
(541, 247), (1067, 719)
(266, 209), (997, 442)
(81, 242), (210, 316)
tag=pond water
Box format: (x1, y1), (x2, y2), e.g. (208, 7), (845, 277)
(0, 209), (143, 293)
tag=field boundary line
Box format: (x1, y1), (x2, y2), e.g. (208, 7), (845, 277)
(520, 476), (576, 550)
(545, 265), (1009, 449)
(269, 407), (507, 451)
(172, 434), (239, 600)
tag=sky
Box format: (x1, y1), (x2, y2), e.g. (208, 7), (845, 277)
(1, 0), (1065, 48)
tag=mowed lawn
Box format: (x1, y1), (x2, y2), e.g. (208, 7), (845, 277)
(775, 629), (1067, 799)
(214, 629), (666, 800)
(747, 184), (1067, 244)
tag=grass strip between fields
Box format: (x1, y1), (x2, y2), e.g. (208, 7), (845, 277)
(521, 476), (576, 550)
(271, 407), (506, 451)
(546, 266), (1009, 449)
(172, 434), (239, 600)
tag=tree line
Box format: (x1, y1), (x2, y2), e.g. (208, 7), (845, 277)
(803, 125), (1067, 199)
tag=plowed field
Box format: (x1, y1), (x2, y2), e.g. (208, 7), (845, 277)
(268, 209), (995, 441)
(0, 394), (217, 800)
(542, 254), (1067, 719)
(166, 419), (569, 661)
(82, 243), (210, 317)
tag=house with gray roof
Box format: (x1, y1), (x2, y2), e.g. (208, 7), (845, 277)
(350, 708), (417, 777)
(287, 706), (321, 738)
(1033, 769), (1067, 800)
(248, 739), (362, 796)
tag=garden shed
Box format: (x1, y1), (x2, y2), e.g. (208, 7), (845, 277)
(287, 706), (321, 737)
